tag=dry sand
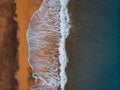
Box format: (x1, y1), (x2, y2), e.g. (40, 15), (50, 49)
(15, 0), (42, 90)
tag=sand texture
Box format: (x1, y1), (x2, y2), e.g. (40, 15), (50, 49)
(15, 0), (42, 90)
(0, 0), (19, 90)
(0, 0), (42, 90)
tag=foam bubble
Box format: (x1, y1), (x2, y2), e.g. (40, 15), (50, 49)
(59, 0), (71, 90)
(26, 0), (71, 90)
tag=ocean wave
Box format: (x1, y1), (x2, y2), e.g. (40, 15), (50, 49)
(26, 0), (70, 90)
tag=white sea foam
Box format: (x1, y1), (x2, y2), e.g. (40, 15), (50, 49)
(59, 0), (71, 90)
(26, 0), (70, 90)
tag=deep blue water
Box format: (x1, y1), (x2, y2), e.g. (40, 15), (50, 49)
(66, 0), (120, 90)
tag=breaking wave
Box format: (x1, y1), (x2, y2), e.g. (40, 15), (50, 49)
(26, 0), (70, 90)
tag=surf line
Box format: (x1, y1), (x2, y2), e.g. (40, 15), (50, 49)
(26, 0), (71, 90)
(59, 0), (71, 90)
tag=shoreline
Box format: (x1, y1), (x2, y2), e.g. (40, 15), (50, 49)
(15, 0), (42, 90)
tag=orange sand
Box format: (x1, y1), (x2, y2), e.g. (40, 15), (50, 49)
(15, 0), (42, 90)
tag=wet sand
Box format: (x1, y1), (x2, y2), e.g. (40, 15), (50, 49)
(15, 0), (42, 90)
(0, 0), (62, 89)
(0, 0), (18, 90)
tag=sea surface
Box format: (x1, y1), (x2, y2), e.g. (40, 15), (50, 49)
(66, 0), (120, 90)
(26, 0), (120, 90)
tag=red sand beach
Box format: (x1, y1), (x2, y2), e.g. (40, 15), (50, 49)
(15, 0), (42, 90)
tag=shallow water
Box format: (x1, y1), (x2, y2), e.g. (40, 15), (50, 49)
(66, 0), (120, 90)
(26, 0), (70, 90)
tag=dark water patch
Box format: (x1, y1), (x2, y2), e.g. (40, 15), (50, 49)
(66, 0), (120, 90)
(0, 0), (19, 90)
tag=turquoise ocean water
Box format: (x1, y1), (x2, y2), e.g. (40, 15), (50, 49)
(66, 0), (120, 90)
